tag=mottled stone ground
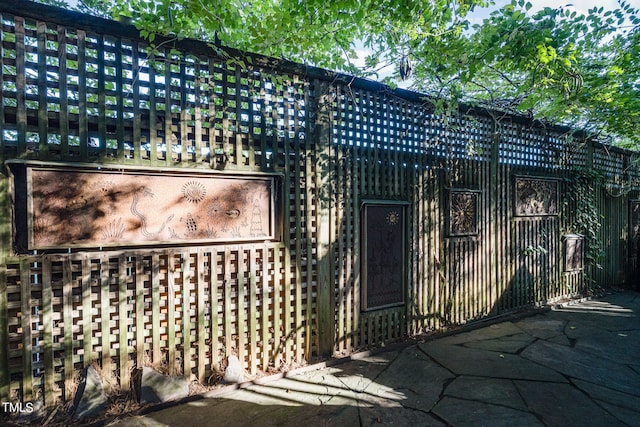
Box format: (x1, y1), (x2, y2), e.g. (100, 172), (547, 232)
(111, 291), (640, 427)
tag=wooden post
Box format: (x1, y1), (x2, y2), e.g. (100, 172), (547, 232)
(248, 246), (257, 374)
(115, 39), (125, 162)
(135, 254), (145, 371)
(100, 255), (111, 383)
(0, 172), (8, 401)
(118, 254), (129, 391)
(42, 257), (54, 405)
(313, 79), (334, 357)
(57, 26), (69, 159)
(132, 42), (142, 165)
(181, 252), (192, 380)
(196, 249), (207, 382)
(20, 258), (33, 401)
(63, 257), (74, 398)
(151, 253), (161, 366)
(97, 34), (106, 159)
(209, 249), (219, 374)
(77, 30), (88, 161)
(16, 17), (26, 156)
(490, 119), (500, 315)
(167, 251), (176, 375)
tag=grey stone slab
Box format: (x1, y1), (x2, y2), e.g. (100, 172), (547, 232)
(568, 295), (640, 321)
(212, 387), (311, 407)
(443, 376), (527, 411)
(545, 333), (572, 347)
(209, 393), (360, 427)
(604, 291), (640, 306)
(223, 355), (245, 384)
(140, 367), (190, 405)
(294, 350), (400, 393)
(574, 328), (640, 365)
(521, 340), (640, 396)
(563, 322), (605, 340)
(554, 296), (640, 332)
(110, 416), (168, 427)
(243, 378), (360, 406)
(436, 322), (526, 345)
(595, 399), (640, 427)
(359, 405), (446, 426)
(462, 333), (535, 354)
(432, 396), (543, 427)
(371, 347), (455, 411)
(74, 365), (108, 420)
(419, 341), (567, 382)
(558, 313), (637, 334)
(124, 396), (359, 427)
(255, 403), (360, 427)
(514, 380), (625, 427)
(513, 315), (566, 339)
(571, 378), (640, 413)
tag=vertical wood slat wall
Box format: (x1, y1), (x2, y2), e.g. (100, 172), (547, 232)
(0, 1), (639, 408)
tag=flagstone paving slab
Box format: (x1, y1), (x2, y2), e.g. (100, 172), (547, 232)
(521, 340), (640, 396)
(514, 381), (625, 427)
(435, 321), (525, 345)
(594, 400), (640, 427)
(293, 351), (401, 394)
(572, 328), (640, 365)
(431, 396), (542, 427)
(371, 347), (454, 411)
(418, 341), (567, 382)
(461, 332), (535, 353)
(358, 405), (446, 426)
(512, 315), (566, 339)
(443, 376), (527, 411)
(570, 378), (640, 412)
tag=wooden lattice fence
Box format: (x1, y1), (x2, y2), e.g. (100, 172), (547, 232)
(0, 0), (639, 410)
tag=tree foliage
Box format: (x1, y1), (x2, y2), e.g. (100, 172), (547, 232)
(34, 0), (640, 146)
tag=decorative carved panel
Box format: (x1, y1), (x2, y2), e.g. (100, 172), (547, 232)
(514, 177), (559, 216)
(630, 201), (640, 246)
(362, 202), (408, 310)
(24, 167), (276, 249)
(630, 201), (640, 271)
(447, 190), (480, 236)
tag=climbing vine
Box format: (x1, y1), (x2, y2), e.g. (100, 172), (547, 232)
(562, 168), (605, 286)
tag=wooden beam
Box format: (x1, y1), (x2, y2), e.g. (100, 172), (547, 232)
(313, 79), (334, 357)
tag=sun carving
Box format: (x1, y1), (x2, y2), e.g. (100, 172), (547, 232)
(386, 210), (400, 226)
(182, 180), (207, 203)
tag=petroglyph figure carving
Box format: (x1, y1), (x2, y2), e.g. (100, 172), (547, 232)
(131, 187), (174, 238)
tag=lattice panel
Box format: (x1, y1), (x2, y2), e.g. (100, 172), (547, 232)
(333, 89), (427, 155)
(0, 13), (308, 169)
(594, 145), (626, 182)
(1, 243), (310, 405)
(497, 121), (567, 168)
(332, 89), (498, 165)
(550, 131), (587, 170)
